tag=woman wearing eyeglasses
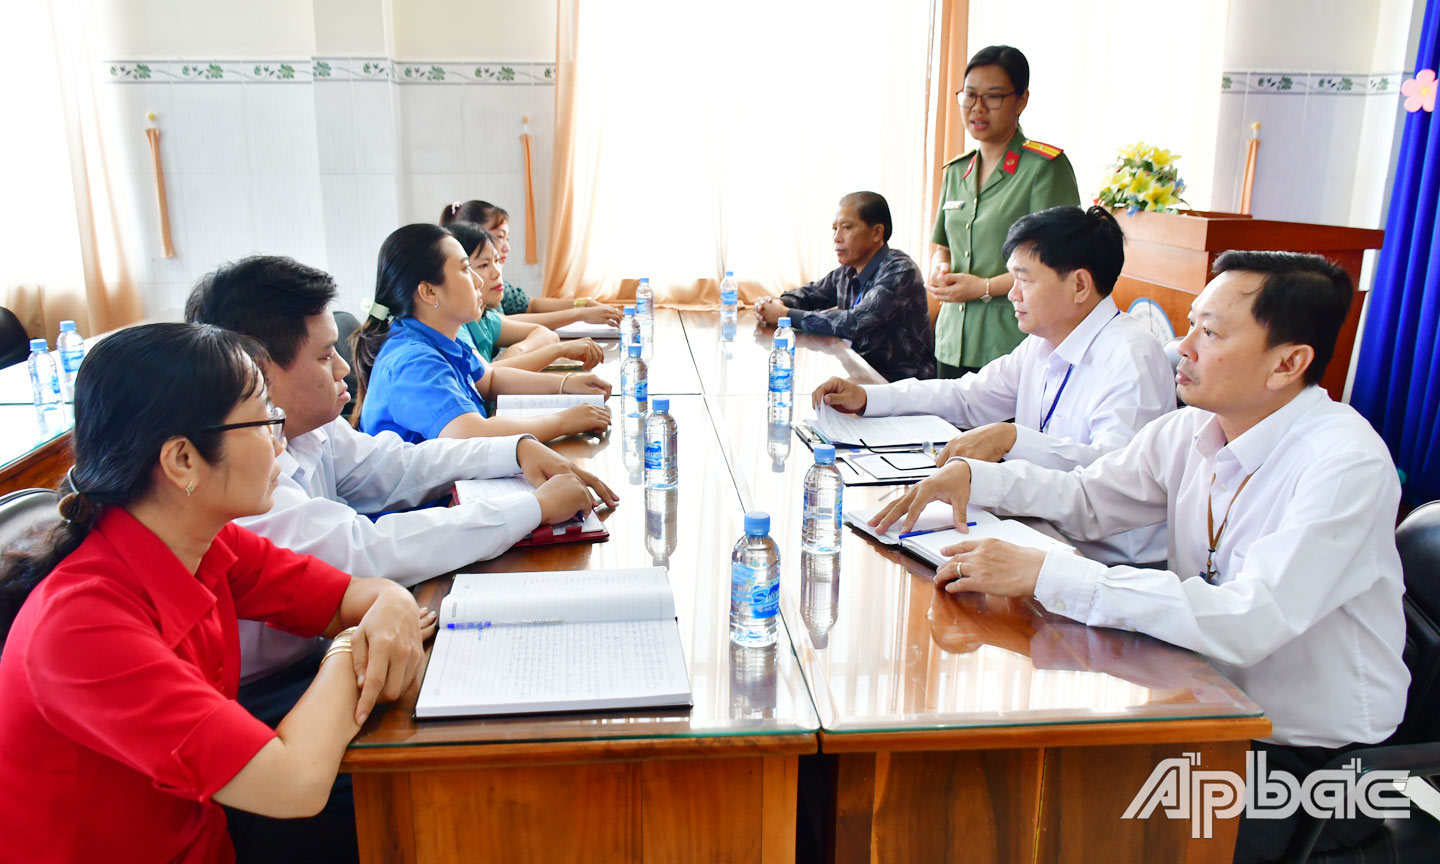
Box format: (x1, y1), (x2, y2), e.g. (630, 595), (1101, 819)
(929, 44), (1080, 377)
(0, 323), (434, 863)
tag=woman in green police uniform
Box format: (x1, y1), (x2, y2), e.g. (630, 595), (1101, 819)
(929, 45), (1080, 377)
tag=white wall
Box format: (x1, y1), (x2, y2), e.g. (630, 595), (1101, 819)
(92, 0), (557, 320)
(1210, 0), (1421, 228)
(391, 0), (557, 61)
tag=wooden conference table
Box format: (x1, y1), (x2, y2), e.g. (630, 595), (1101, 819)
(343, 307), (1268, 863)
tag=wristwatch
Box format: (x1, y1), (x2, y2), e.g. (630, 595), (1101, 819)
(981, 278), (993, 303)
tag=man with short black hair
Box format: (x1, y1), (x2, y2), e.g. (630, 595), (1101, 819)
(872, 250), (1408, 860)
(815, 205), (1174, 564)
(755, 191), (935, 380)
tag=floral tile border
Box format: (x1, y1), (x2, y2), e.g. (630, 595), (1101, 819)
(1221, 71), (1408, 95)
(105, 58), (556, 84)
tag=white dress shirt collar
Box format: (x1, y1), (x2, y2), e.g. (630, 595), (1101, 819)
(1049, 295), (1121, 368)
(1195, 386), (1327, 478)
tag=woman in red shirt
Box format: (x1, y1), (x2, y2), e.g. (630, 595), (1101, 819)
(0, 323), (436, 863)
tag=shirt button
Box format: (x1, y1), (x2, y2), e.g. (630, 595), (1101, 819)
(1216, 482), (1228, 494)
(1054, 601), (1067, 612)
(967, 223), (973, 230)
(964, 251), (970, 258)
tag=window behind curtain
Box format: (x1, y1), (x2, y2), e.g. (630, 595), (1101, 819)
(556, 0), (937, 303)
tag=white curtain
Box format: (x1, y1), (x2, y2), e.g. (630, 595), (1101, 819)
(552, 0), (936, 304)
(967, 0), (1229, 210)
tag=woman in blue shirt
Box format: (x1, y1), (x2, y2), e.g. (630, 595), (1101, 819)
(352, 224), (612, 444)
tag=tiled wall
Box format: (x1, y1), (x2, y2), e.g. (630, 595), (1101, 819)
(1209, 71), (1405, 228)
(102, 58), (555, 320)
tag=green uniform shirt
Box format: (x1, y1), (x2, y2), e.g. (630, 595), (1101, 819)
(932, 128), (1080, 368)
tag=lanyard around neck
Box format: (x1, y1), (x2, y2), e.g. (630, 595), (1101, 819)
(1038, 310), (1121, 435)
(1204, 471), (1256, 583)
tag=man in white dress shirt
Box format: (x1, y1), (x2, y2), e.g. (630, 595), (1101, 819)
(813, 205), (1174, 564)
(873, 251), (1408, 861)
(189, 257), (622, 861)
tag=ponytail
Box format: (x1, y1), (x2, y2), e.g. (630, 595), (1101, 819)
(0, 471), (97, 646)
(350, 224), (455, 428)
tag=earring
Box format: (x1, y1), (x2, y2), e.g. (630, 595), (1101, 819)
(433, 300), (439, 308)
(185, 480), (195, 497)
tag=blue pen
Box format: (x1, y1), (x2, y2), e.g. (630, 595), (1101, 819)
(445, 618), (565, 630)
(897, 523), (977, 540)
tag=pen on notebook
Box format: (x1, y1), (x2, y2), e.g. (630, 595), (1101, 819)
(445, 618), (565, 630)
(897, 523), (977, 540)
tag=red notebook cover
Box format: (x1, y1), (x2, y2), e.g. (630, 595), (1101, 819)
(450, 486), (609, 547)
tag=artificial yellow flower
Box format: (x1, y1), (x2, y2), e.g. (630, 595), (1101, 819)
(1150, 148), (1176, 168)
(1126, 172), (1152, 196)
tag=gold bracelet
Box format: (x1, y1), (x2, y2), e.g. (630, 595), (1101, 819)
(558, 372), (574, 394)
(573, 298), (589, 307)
(981, 277), (994, 303)
(323, 626), (359, 664)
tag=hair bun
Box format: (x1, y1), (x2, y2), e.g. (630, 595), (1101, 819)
(57, 491), (97, 526)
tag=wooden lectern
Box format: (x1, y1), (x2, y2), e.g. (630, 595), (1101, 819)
(1111, 210), (1384, 400)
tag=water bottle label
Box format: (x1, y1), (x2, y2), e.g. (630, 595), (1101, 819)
(768, 368), (793, 393)
(60, 351), (83, 374)
(635, 380), (647, 402)
(750, 581), (779, 618)
(644, 439), (662, 469)
(637, 297), (651, 315)
(721, 290), (737, 303)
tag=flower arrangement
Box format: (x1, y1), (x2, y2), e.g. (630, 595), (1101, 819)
(1096, 142), (1188, 214)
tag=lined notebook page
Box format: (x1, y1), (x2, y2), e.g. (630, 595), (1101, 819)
(813, 403), (961, 447)
(417, 568), (691, 718)
(418, 620), (690, 717)
(441, 569), (674, 625)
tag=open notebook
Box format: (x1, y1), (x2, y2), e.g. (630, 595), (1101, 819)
(807, 403), (961, 448)
(553, 321), (621, 339)
(416, 568), (692, 719)
(844, 501), (1073, 567)
(494, 393), (607, 419)
(453, 475), (608, 546)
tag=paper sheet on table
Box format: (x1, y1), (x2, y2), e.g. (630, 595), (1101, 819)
(812, 403), (961, 447)
(494, 393), (606, 418)
(844, 501), (998, 546)
(840, 451), (939, 483)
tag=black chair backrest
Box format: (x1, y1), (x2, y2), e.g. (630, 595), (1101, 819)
(333, 310), (360, 417)
(1394, 500), (1440, 745)
(0, 488), (61, 655)
(0, 307), (29, 369)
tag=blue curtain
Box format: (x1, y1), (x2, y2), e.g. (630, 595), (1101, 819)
(1352, 0), (1440, 508)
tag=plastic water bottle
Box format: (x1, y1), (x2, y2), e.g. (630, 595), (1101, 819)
(767, 336), (793, 425)
(776, 316), (796, 356)
(620, 343), (648, 419)
(720, 271), (738, 326)
(644, 397), (678, 489)
(620, 305), (638, 350)
(766, 420), (791, 472)
(802, 444), (844, 553)
(622, 412), (644, 486)
(728, 642), (778, 719)
(645, 486), (678, 567)
(730, 511), (780, 647)
(635, 277), (654, 323)
(56, 320), (85, 402)
(27, 339), (62, 410)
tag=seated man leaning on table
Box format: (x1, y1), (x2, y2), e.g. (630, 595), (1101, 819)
(754, 190), (936, 381)
(872, 251), (1408, 862)
(186, 256), (619, 697)
(814, 205), (1174, 565)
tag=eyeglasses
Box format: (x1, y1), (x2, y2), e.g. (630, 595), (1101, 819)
(956, 90), (1015, 109)
(196, 403), (287, 449)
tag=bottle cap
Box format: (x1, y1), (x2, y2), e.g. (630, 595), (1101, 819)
(814, 444), (836, 464)
(778, 317), (791, 327)
(628, 343), (642, 358)
(624, 305), (636, 315)
(29, 338), (48, 353)
(640, 277), (650, 284)
(744, 511), (770, 535)
(652, 397), (669, 412)
(59, 321), (77, 332)
(725, 270), (734, 277)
